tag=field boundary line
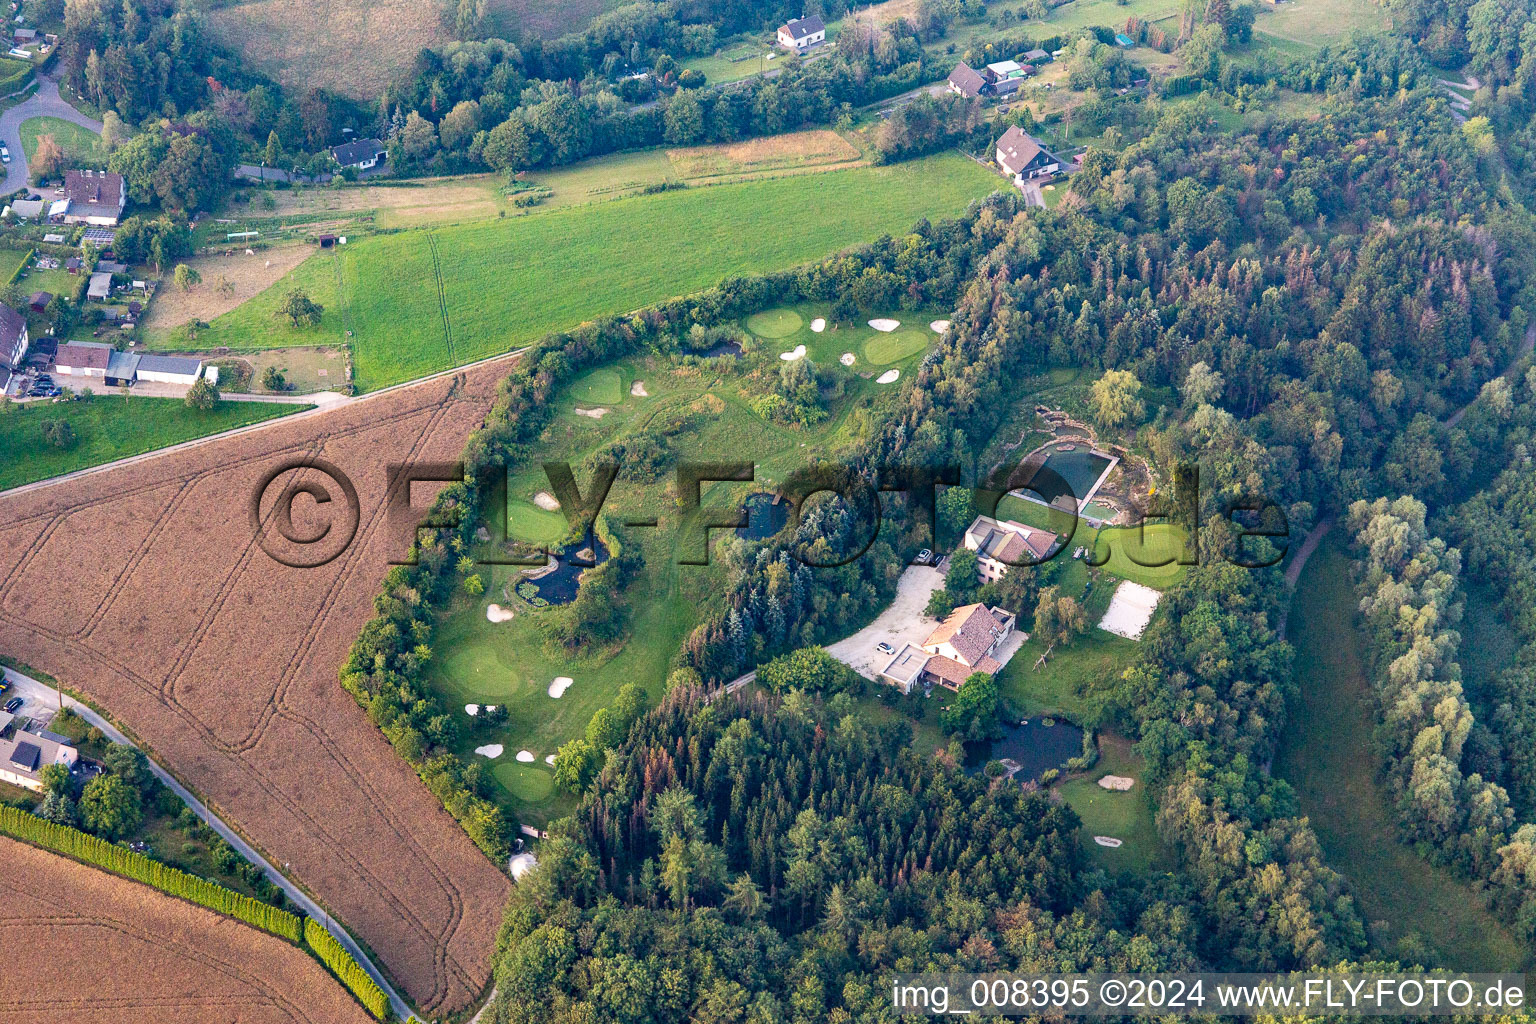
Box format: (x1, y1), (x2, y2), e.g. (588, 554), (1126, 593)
(425, 232), (456, 364)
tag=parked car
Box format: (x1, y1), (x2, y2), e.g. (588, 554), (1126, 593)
(916, 548), (933, 564)
(3, 697), (22, 713)
(876, 642), (895, 655)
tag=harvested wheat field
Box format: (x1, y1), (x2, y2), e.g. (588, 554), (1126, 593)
(667, 130), (864, 180)
(141, 243), (315, 332)
(0, 836), (374, 1023)
(206, 0), (446, 99)
(262, 177), (504, 227)
(0, 359), (516, 1016)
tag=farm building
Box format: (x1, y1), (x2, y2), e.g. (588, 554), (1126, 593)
(0, 302), (28, 374)
(136, 354), (204, 385)
(53, 340), (112, 378)
(947, 62), (987, 98)
(776, 14), (826, 51)
(105, 350), (141, 385)
(995, 125), (1062, 180)
(964, 514), (1060, 583)
(0, 719), (78, 792)
(331, 138), (387, 171)
(879, 603), (1018, 694)
(87, 272), (112, 301)
(55, 169), (128, 226)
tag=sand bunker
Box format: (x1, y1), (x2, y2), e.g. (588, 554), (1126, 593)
(516, 750), (536, 763)
(474, 744), (503, 759)
(877, 369), (900, 384)
(930, 319), (951, 333)
(810, 318), (826, 332)
(1093, 836), (1123, 848)
(548, 676), (574, 698)
(1098, 775), (1136, 791)
(1099, 581), (1163, 641)
(486, 604), (514, 623)
(839, 352), (856, 366)
(575, 407), (608, 419)
(532, 491), (560, 511)
(868, 318), (900, 332)
(779, 345), (806, 361)
(544, 754), (557, 766)
(465, 703), (480, 716)
(630, 380), (649, 397)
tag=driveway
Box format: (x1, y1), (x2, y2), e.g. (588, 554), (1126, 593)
(0, 74), (104, 196)
(825, 564), (944, 680)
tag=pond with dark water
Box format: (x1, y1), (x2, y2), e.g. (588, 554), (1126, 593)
(965, 717), (1086, 782)
(736, 492), (791, 541)
(527, 535), (610, 605)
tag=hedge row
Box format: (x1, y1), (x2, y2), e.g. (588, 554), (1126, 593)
(0, 804), (302, 940)
(304, 917), (390, 1019)
(3, 247), (32, 286)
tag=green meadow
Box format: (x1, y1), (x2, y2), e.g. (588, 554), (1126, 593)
(148, 153), (1000, 391)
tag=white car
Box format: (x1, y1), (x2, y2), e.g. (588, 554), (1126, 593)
(876, 642), (894, 655)
(1, 146), (11, 163)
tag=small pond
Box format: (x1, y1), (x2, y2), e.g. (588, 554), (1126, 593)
(1027, 448), (1115, 509)
(697, 338), (743, 359)
(966, 716), (1087, 783)
(736, 492), (791, 540)
(526, 534), (609, 605)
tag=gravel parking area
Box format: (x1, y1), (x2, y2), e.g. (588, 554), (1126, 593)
(825, 565), (944, 680)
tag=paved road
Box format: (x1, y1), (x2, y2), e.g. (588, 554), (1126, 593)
(0, 73), (104, 196)
(0, 664), (415, 1021)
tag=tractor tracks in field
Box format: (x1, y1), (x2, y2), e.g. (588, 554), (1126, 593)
(424, 233), (457, 365)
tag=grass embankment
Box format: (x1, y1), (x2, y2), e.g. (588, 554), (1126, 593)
(0, 398), (296, 491)
(1276, 536), (1529, 970)
(153, 153), (1000, 390)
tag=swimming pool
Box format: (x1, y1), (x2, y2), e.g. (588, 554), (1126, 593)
(1017, 447), (1117, 511)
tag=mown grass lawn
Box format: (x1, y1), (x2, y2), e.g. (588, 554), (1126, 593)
(0, 397), (295, 491)
(864, 328), (928, 364)
(1091, 522), (1190, 588)
(1055, 733), (1166, 874)
(151, 152), (1000, 391)
(20, 116), (104, 168)
(1276, 537), (1530, 970)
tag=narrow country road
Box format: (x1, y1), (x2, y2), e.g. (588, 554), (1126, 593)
(0, 73), (104, 196)
(0, 663), (416, 1022)
(1445, 319), (1536, 428)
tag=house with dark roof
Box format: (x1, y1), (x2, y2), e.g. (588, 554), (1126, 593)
(53, 340), (112, 378)
(330, 138), (387, 171)
(1023, 48), (1050, 62)
(0, 727), (78, 791)
(964, 514), (1060, 584)
(0, 302), (27, 375)
(995, 125), (1061, 180)
(57, 169), (128, 225)
(947, 62), (987, 99)
(776, 14), (826, 51)
(879, 603), (1018, 693)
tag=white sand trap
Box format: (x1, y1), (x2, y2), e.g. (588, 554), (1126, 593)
(474, 744), (503, 759)
(465, 703), (480, 716)
(575, 407), (608, 419)
(877, 369), (900, 384)
(1099, 581), (1163, 640)
(548, 676), (574, 698)
(839, 352), (856, 366)
(516, 749), (536, 763)
(630, 380), (649, 397)
(544, 754), (557, 766)
(779, 345), (806, 361)
(532, 491), (560, 511)
(1098, 775), (1135, 791)
(810, 318), (826, 332)
(486, 604), (514, 623)
(1093, 836), (1123, 848)
(868, 318), (900, 332)
(930, 319), (951, 333)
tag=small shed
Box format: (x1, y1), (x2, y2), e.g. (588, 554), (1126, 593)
(87, 272), (111, 301)
(27, 290), (51, 312)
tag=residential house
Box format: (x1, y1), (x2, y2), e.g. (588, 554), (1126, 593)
(984, 59), (1028, 95)
(879, 602), (1018, 693)
(963, 514), (1060, 583)
(57, 169), (128, 226)
(0, 302), (27, 377)
(776, 15), (826, 51)
(330, 138), (386, 171)
(136, 354), (203, 385)
(7, 197), (44, 220)
(995, 125), (1061, 180)
(0, 717), (78, 792)
(87, 272), (112, 301)
(52, 340), (111, 378)
(947, 62), (987, 99)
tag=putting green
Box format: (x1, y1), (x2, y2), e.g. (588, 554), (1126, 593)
(746, 308), (804, 338)
(506, 500), (569, 544)
(569, 367), (624, 405)
(864, 328), (928, 365)
(494, 760), (555, 802)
